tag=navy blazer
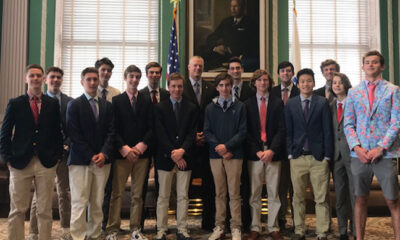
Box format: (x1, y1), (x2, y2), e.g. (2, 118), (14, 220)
(112, 92), (153, 159)
(244, 94), (285, 161)
(284, 94), (333, 161)
(66, 94), (115, 165)
(0, 94), (63, 169)
(237, 81), (256, 102)
(154, 98), (198, 171)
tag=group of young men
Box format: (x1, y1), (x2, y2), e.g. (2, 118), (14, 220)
(0, 50), (399, 240)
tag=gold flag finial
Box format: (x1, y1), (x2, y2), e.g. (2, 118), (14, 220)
(170, 0), (180, 8)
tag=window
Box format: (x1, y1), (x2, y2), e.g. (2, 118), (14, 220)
(289, 0), (379, 88)
(55, 0), (159, 98)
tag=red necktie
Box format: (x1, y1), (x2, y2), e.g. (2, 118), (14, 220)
(368, 84), (376, 111)
(30, 96), (39, 124)
(260, 97), (267, 142)
(337, 103), (343, 123)
(151, 90), (158, 104)
(282, 88), (289, 105)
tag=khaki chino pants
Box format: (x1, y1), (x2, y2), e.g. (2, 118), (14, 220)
(107, 158), (149, 233)
(248, 160), (281, 233)
(210, 158), (242, 230)
(8, 156), (57, 240)
(290, 155), (330, 238)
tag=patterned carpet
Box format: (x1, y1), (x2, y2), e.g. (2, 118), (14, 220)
(0, 215), (396, 240)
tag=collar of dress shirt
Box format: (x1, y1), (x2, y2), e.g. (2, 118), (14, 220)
(281, 82), (293, 92)
(84, 92), (98, 101)
(27, 90), (42, 101)
(217, 96), (233, 108)
(189, 77), (202, 88)
(125, 90), (138, 102)
(336, 98), (346, 107)
(299, 94), (312, 103)
(363, 78), (381, 87)
(147, 85), (160, 93)
(170, 96), (182, 105)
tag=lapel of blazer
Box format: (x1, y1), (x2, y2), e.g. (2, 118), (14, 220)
(122, 92), (136, 118)
(24, 94), (36, 124)
(166, 100), (178, 135)
(306, 95), (318, 123)
(184, 79), (199, 106)
(38, 95), (49, 124)
(200, 80), (210, 106)
(251, 96), (261, 137)
(294, 96), (307, 126)
(370, 81), (387, 117)
(331, 100), (339, 129)
(81, 94), (97, 125)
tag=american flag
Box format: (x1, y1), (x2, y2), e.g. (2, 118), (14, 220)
(167, 6), (179, 79)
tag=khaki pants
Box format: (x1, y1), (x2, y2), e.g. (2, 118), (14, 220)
(156, 167), (191, 233)
(107, 158), (149, 233)
(8, 156), (57, 240)
(210, 158), (242, 230)
(290, 155), (330, 238)
(248, 160), (281, 233)
(30, 157), (71, 234)
(69, 163), (111, 240)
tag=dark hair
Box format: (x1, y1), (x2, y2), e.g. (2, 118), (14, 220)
(277, 61), (294, 74)
(320, 59), (340, 72)
(46, 66), (64, 76)
(95, 57), (114, 70)
(145, 62), (162, 75)
(167, 72), (184, 86)
(25, 64), (44, 74)
(250, 69), (274, 92)
(81, 67), (99, 79)
(228, 57), (242, 69)
(331, 72), (352, 95)
(215, 72), (233, 86)
(362, 50), (385, 66)
(124, 65), (142, 78)
(297, 68), (315, 82)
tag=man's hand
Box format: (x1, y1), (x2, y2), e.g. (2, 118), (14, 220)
(260, 150), (274, 163)
(176, 158), (187, 170)
(196, 132), (205, 146)
(222, 151), (233, 160)
(126, 151), (138, 163)
(367, 146), (384, 163)
(215, 144), (228, 157)
(171, 148), (185, 162)
(256, 151), (264, 160)
(354, 145), (371, 164)
(92, 153), (106, 167)
(131, 147), (141, 156)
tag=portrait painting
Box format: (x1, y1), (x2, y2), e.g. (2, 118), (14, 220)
(193, 0), (260, 72)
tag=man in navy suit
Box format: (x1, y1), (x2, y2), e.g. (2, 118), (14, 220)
(139, 62), (169, 103)
(270, 61), (300, 231)
(153, 73), (198, 240)
(284, 68), (333, 240)
(29, 66), (73, 240)
(0, 64), (62, 240)
(66, 67), (115, 240)
(105, 65), (152, 240)
(182, 56), (218, 230)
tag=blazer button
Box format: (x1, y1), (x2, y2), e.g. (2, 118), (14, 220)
(176, 136), (179, 140)
(35, 130), (39, 133)
(33, 142), (36, 146)
(370, 130), (373, 134)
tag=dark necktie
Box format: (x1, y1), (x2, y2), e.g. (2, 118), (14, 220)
(90, 98), (99, 121)
(337, 103), (343, 123)
(30, 96), (39, 124)
(223, 100), (228, 111)
(101, 89), (107, 100)
(151, 90), (158, 104)
(194, 81), (201, 104)
(131, 95), (137, 114)
(303, 99), (310, 150)
(174, 101), (180, 124)
(234, 86), (239, 101)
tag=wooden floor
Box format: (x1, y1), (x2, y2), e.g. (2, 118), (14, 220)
(0, 215), (397, 240)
